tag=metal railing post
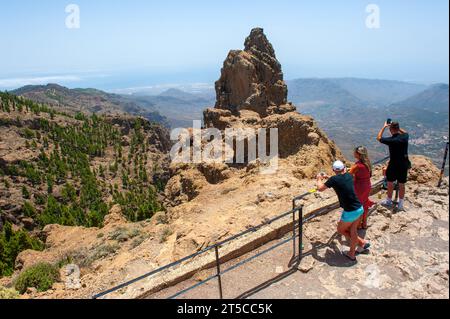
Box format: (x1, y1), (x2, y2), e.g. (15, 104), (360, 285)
(438, 142), (449, 188)
(214, 245), (223, 299)
(298, 205), (304, 265)
(292, 200), (297, 259)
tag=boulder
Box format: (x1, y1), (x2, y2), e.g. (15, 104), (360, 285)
(409, 155), (441, 185)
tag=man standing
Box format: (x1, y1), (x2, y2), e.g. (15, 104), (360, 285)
(377, 121), (410, 211)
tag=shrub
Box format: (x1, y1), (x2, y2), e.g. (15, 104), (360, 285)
(108, 227), (140, 243)
(0, 223), (44, 277)
(56, 249), (91, 269)
(160, 228), (173, 243)
(22, 128), (35, 139)
(156, 213), (168, 225)
(90, 243), (120, 262)
(21, 186), (31, 199)
(22, 201), (36, 218)
(0, 286), (20, 299)
(131, 235), (149, 249)
(14, 262), (60, 294)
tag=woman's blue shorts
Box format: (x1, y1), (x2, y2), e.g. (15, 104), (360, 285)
(341, 206), (364, 223)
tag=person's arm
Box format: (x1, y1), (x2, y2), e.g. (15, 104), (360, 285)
(349, 164), (358, 176)
(399, 128), (408, 134)
(377, 122), (390, 142)
(316, 175), (330, 192)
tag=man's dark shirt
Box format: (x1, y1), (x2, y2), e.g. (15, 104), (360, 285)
(325, 173), (362, 212)
(380, 133), (409, 166)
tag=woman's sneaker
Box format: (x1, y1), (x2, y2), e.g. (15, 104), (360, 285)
(356, 241), (371, 255)
(380, 199), (393, 208)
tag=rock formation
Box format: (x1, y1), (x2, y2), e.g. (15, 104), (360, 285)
(164, 28), (343, 207)
(202, 28), (340, 161)
(206, 28), (296, 123)
(213, 28), (291, 116)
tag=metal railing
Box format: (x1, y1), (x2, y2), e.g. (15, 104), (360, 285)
(92, 156), (391, 300)
(93, 206), (303, 299)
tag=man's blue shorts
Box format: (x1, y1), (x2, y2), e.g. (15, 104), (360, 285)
(341, 206), (364, 223)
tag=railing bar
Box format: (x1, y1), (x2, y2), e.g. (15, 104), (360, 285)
(220, 235), (295, 277)
(167, 274), (219, 299)
(93, 207), (300, 298)
(92, 246), (217, 299)
(168, 234), (298, 299)
(214, 245), (223, 299)
(216, 209), (297, 247)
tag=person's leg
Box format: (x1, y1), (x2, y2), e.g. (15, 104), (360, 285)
(397, 166), (408, 210)
(381, 181), (394, 207)
(348, 220), (361, 258)
(383, 165), (395, 205)
(337, 221), (351, 242)
(361, 205), (369, 229)
(398, 183), (405, 199)
(387, 181), (394, 200)
(355, 216), (366, 248)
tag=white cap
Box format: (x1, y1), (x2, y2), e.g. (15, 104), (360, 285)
(332, 160), (345, 171)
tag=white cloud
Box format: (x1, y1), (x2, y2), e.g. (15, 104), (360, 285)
(0, 75), (82, 89)
(111, 83), (214, 95)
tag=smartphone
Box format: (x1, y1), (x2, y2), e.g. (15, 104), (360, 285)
(387, 118), (392, 125)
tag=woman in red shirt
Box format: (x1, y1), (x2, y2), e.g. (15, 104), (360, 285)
(349, 146), (374, 229)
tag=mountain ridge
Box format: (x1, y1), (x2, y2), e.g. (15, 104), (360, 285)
(11, 84), (169, 127)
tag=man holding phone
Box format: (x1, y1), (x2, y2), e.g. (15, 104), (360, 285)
(377, 120), (410, 211)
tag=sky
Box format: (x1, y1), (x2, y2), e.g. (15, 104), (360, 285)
(0, 0), (448, 90)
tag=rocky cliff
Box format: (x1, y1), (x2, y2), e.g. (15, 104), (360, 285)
(203, 28), (339, 160)
(213, 28), (289, 116)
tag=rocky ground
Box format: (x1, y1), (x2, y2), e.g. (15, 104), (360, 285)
(147, 175), (449, 300)
(256, 177), (449, 299)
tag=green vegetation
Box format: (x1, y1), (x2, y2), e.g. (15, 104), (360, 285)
(1, 100), (164, 227)
(21, 186), (31, 199)
(0, 222), (44, 277)
(160, 227), (173, 243)
(0, 92), (167, 280)
(14, 262), (60, 294)
(89, 243), (120, 262)
(108, 227), (141, 243)
(0, 286), (20, 299)
(0, 91), (68, 117)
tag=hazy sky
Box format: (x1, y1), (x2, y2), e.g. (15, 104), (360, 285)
(0, 0), (448, 89)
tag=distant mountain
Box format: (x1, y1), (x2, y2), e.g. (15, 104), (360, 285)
(287, 78), (365, 110)
(389, 83), (449, 112)
(287, 77), (428, 109)
(11, 84), (168, 126)
(158, 88), (211, 103)
(286, 78), (448, 163)
(327, 78), (427, 106)
(128, 89), (215, 128)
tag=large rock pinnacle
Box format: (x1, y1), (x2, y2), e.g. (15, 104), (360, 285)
(214, 28), (291, 116)
(203, 27), (342, 161)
